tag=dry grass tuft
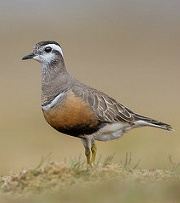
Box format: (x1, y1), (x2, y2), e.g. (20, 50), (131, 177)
(0, 156), (180, 203)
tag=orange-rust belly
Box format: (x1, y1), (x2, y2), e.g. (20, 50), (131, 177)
(42, 95), (100, 136)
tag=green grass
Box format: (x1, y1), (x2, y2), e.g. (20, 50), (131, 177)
(0, 155), (180, 203)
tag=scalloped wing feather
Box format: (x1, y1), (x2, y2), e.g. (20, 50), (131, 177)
(74, 87), (135, 123)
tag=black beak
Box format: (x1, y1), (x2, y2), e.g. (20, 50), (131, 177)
(22, 53), (35, 60)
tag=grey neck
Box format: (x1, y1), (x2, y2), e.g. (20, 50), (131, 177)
(41, 59), (73, 106)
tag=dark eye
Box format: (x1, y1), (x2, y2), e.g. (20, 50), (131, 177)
(44, 47), (52, 53)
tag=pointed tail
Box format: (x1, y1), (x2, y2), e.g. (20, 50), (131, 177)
(133, 113), (174, 131)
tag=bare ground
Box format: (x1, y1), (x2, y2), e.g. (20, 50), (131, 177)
(0, 156), (180, 203)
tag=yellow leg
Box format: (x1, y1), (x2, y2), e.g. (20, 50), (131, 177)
(91, 143), (97, 164)
(85, 147), (91, 166)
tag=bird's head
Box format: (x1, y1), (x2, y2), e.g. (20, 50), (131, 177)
(22, 41), (64, 65)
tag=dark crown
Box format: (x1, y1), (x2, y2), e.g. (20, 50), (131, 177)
(36, 41), (60, 47)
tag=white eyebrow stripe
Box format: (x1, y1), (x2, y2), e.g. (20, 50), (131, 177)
(42, 92), (65, 110)
(45, 44), (64, 57)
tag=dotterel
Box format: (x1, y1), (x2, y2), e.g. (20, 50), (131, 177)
(22, 41), (173, 165)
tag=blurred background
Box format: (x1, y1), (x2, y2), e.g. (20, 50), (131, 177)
(0, 0), (179, 175)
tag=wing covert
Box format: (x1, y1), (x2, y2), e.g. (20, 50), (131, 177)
(75, 88), (135, 123)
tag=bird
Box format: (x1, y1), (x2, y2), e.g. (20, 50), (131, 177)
(22, 41), (173, 165)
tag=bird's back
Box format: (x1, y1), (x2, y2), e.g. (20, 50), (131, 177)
(71, 81), (173, 132)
